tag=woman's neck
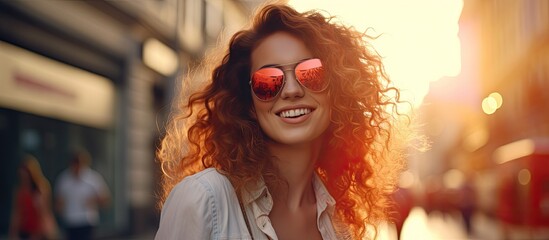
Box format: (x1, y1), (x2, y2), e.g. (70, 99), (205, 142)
(267, 138), (323, 210)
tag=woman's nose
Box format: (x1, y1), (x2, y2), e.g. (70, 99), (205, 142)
(279, 70), (305, 100)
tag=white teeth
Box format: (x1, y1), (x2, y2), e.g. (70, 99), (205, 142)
(280, 108), (312, 118)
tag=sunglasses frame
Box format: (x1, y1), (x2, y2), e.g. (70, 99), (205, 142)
(249, 58), (327, 101)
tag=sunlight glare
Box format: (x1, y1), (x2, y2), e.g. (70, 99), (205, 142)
(288, 0), (464, 110)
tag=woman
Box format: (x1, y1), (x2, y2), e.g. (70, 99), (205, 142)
(156, 2), (405, 239)
(9, 155), (58, 240)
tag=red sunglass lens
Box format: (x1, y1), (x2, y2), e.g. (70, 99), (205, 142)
(251, 68), (284, 101)
(295, 59), (326, 91)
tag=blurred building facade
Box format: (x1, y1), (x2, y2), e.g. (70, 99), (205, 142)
(475, 0), (549, 231)
(416, 0), (549, 238)
(0, 0), (262, 238)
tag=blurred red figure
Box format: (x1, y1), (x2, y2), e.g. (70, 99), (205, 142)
(390, 187), (414, 240)
(9, 155), (58, 240)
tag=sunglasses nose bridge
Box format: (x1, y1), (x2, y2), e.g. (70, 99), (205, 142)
(279, 68), (305, 98)
(281, 68), (296, 80)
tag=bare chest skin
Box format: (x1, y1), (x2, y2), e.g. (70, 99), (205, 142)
(269, 199), (323, 240)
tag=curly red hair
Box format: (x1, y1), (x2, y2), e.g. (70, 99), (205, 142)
(158, 3), (405, 239)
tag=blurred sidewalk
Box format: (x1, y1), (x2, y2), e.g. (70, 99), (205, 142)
(97, 207), (549, 240)
(400, 207), (470, 240)
(393, 207), (549, 240)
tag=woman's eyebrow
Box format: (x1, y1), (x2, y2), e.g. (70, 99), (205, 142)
(259, 58), (312, 69)
(259, 63), (279, 69)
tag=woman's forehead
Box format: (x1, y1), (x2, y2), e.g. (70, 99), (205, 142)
(250, 32), (313, 72)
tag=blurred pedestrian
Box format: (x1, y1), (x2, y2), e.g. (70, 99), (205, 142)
(459, 178), (475, 236)
(9, 154), (59, 240)
(155, 2), (406, 239)
(54, 150), (110, 240)
(390, 186), (414, 240)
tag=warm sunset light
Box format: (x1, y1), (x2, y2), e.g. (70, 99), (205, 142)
(489, 92), (503, 108)
(289, 0), (463, 110)
(482, 92), (503, 115)
(482, 97), (497, 115)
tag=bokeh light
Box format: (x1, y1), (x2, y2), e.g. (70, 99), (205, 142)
(518, 169), (531, 186)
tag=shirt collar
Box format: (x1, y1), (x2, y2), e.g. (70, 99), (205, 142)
(313, 173), (336, 215)
(241, 176), (269, 205)
(241, 172), (336, 208)
(313, 174), (336, 203)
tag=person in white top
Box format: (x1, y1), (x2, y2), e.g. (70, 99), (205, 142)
(55, 150), (110, 240)
(156, 2), (406, 240)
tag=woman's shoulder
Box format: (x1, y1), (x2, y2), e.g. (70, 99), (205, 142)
(187, 167), (227, 180)
(170, 168), (234, 201)
(184, 168), (231, 186)
(157, 168), (247, 239)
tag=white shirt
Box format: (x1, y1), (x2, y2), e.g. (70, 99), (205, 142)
(155, 168), (346, 240)
(55, 167), (109, 227)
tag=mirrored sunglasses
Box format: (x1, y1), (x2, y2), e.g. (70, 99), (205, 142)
(249, 58), (327, 101)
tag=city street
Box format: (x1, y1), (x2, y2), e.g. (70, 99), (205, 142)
(110, 206), (549, 240)
(1, 0), (547, 239)
(382, 207), (549, 240)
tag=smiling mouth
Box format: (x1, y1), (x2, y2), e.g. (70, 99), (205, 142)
(277, 108), (314, 118)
